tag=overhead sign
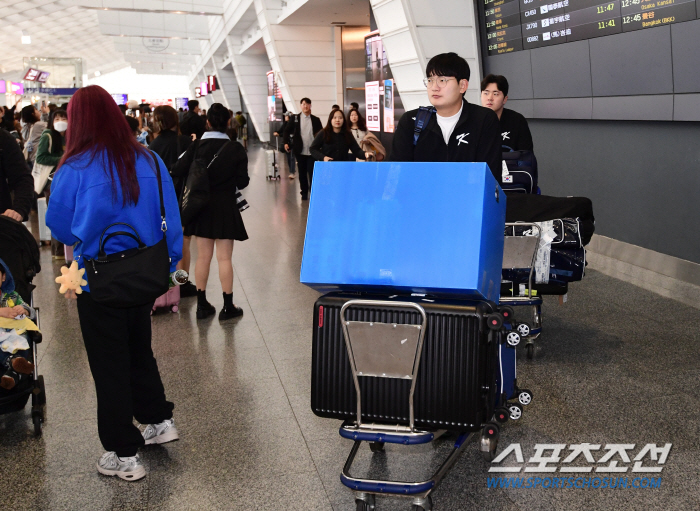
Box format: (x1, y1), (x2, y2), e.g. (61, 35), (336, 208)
(207, 75), (218, 92)
(175, 97), (189, 110)
(24, 68), (40, 81)
(111, 94), (128, 105)
(7, 81), (24, 95)
(195, 87), (201, 98)
(142, 37), (170, 52)
(37, 71), (50, 83)
(200, 82), (208, 96)
(383, 79), (394, 133)
(365, 81), (380, 131)
(0, 82), (5, 94)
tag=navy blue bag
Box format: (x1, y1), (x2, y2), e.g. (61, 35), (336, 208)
(501, 146), (538, 194)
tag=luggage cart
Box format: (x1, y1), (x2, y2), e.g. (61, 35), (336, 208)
(500, 222), (543, 360)
(337, 299), (503, 511)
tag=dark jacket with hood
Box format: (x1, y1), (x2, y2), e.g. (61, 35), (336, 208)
(390, 99), (502, 182)
(0, 129), (34, 221)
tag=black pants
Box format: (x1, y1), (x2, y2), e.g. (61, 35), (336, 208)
(296, 154), (315, 198)
(77, 292), (174, 457)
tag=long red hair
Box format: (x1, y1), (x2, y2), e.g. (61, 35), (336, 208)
(58, 85), (147, 206)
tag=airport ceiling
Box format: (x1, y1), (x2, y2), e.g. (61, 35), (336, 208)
(0, 0), (372, 78)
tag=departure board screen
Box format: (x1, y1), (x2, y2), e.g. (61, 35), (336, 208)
(483, 0), (700, 55)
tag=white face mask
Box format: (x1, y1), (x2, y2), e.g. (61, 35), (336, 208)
(54, 120), (68, 133)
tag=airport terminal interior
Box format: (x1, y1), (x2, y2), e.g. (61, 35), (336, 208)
(1, 0), (699, 510)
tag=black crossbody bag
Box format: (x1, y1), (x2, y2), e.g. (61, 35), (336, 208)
(84, 151), (170, 308)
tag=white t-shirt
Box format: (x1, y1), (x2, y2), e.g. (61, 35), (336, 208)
(436, 104), (463, 145)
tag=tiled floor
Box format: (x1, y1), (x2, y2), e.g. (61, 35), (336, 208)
(1, 146), (698, 510)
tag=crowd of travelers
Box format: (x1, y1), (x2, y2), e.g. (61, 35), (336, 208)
(0, 51), (533, 483)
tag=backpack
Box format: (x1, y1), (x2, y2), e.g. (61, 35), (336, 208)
(501, 145), (538, 194)
(180, 141), (228, 225)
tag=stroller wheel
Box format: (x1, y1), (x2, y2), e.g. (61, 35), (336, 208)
(32, 411), (42, 437)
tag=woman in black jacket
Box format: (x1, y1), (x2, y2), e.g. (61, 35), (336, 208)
(310, 110), (370, 163)
(149, 106), (195, 295)
(172, 103), (249, 321)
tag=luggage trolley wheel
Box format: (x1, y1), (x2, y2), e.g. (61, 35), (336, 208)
(369, 441), (385, 453)
(508, 402), (523, 420)
(506, 331), (521, 347)
(355, 494), (376, 511)
(518, 389), (533, 406)
(411, 495), (433, 511)
(480, 423), (500, 462)
(516, 323), (531, 337)
(526, 343), (535, 360)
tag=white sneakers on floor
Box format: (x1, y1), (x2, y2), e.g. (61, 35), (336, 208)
(142, 418), (180, 445)
(96, 419), (180, 481)
(96, 452), (146, 481)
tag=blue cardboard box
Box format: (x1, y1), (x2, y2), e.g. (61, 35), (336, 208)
(300, 162), (506, 301)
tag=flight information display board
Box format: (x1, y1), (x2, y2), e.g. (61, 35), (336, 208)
(483, 0), (699, 55)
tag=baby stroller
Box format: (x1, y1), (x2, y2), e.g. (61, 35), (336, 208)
(0, 216), (46, 436)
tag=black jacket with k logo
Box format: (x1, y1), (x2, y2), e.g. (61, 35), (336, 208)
(390, 99), (502, 182)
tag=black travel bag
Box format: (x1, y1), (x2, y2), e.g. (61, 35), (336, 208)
(501, 146), (538, 194)
(502, 247), (586, 285)
(311, 292), (501, 431)
(505, 194), (595, 246)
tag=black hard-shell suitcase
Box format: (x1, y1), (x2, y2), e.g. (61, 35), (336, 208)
(311, 293), (501, 431)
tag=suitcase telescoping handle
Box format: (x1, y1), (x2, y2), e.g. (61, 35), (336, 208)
(340, 299), (428, 432)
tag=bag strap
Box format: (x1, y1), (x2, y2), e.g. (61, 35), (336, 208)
(98, 222), (144, 256)
(207, 140), (230, 168)
(413, 106), (436, 146)
(149, 150), (167, 233)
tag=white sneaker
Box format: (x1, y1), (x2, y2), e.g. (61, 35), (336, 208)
(96, 452), (146, 481)
(142, 418), (179, 445)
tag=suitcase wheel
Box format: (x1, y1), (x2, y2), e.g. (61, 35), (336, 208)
(480, 423), (500, 462)
(487, 313), (504, 331)
(506, 332), (521, 347)
(499, 305), (515, 321)
(518, 389), (533, 406)
(517, 323), (531, 337)
(171, 305), (179, 313)
(508, 403), (523, 420)
(494, 407), (509, 424)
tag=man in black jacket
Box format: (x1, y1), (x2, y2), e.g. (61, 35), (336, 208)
(0, 129), (34, 221)
(283, 98), (323, 200)
(180, 99), (206, 141)
(390, 53), (502, 182)
(481, 74), (533, 151)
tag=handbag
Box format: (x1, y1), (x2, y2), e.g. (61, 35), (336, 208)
(32, 134), (54, 194)
(83, 151), (171, 308)
(180, 140), (228, 225)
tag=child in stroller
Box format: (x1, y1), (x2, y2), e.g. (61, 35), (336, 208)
(0, 215), (45, 435)
(0, 258), (40, 390)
